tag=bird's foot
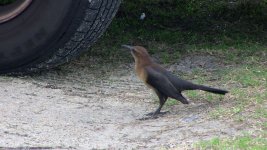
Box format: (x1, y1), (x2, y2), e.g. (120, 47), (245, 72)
(138, 111), (169, 120)
(145, 111), (169, 117)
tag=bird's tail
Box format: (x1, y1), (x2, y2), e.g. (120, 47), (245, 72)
(196, 85), (228, 95)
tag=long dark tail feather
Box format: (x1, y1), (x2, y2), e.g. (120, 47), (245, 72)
(196, 85), (229, 95)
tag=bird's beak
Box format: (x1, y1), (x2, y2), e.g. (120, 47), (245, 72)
(121, 45), (134, 51)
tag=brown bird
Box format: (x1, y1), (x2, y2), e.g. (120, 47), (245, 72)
(122, 45), (228, 117)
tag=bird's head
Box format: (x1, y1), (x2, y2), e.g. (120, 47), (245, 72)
(121, 45), (150, 61)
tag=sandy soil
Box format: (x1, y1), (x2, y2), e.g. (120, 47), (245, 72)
(0, 55), (244, 149)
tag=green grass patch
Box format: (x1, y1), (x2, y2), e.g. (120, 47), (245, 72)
(184, 91), (199, 99)
(207, 64), (266, 130)
(232, 68), (266, 87)
(91, 0), (267, 64)
(164, 98), (178, 107)
(195, 135), (267, 150)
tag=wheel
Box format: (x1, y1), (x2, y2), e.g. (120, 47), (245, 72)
(0, 0), (121, 74)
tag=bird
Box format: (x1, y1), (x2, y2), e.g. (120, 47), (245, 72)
(122, 45), (229, 117)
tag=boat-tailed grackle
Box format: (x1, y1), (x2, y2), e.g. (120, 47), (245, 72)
(122, 45), (228, 117)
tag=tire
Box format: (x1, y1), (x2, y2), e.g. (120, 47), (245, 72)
(0, 0), (121, 74)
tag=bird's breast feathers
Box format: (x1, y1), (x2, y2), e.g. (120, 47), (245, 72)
(135, 66), (158, 90)
(135, 67), (147, 82)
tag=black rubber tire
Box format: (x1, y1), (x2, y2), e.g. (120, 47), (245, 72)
(0, 0), (121, 74)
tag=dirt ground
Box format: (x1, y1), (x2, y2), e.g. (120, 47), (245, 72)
(0, 55), (247, 149)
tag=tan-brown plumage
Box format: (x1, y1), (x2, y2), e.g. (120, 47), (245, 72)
(122, 45), (228, 116)
(131, 46), (152, 83)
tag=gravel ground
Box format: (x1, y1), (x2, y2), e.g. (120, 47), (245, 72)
(0, 55), (244, 149)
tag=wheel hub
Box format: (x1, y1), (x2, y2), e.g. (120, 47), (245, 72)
(0, 0), (32, 24)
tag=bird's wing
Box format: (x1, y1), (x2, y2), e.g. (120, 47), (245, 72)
(163, 71), (197, 91)
(145, 66), (180, 98)
(147, 65), (196, 91)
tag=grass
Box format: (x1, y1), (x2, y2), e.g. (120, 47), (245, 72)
(194, 63), (266, 149)
(88, 1), (267, 148)
(164, 98), (178, 107)
(93, 24), (267, 64)
(209, 65), (266, 116)
(195, 135), (267, 150)
(90, 0), (267, 64)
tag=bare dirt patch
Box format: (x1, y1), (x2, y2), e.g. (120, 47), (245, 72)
(0, 55), (247, 149)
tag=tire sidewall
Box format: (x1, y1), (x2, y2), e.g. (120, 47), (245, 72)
(0, 0), (87, 73)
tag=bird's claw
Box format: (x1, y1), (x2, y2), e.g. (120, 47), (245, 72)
(145, 111), (169, 117)
(145, 112), (156, 116)
(138, 111), (169, 120)
(138, 116), (158, 121)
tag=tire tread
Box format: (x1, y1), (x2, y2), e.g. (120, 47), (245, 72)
(24, 0), (121, 73)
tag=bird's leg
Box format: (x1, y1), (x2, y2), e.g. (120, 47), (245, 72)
(146, 91), (167, 117)
(152, 103), (166, 115)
